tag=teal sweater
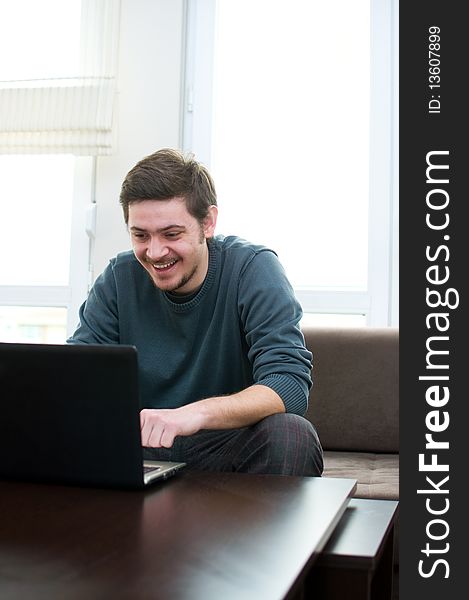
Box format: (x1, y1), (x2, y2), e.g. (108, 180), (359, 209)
(68, 235), (312, 415)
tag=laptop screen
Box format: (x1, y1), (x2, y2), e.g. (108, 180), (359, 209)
(0, 343), (150, 488)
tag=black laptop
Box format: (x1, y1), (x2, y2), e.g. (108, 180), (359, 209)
(0, 342), (185, 489)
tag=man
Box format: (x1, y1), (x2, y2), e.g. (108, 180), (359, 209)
(68, 148), (323, 476)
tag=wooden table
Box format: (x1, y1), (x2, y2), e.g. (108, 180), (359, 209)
(0, 472), (356, 600)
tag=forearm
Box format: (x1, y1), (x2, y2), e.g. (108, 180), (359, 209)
(140, 384), (285, 448)
(188, 384), (286, 430)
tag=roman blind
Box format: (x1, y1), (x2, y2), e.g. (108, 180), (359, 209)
(0, 0), (120, 155)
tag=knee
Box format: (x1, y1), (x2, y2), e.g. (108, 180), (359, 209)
(254, 413), (324, 477)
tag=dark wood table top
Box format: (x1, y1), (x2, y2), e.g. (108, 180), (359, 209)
(0, 472), (356, 600)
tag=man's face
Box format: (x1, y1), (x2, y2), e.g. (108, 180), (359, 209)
(128, 197), (217, 295)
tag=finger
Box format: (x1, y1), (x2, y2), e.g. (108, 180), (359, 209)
(141, 425), (152, 447)
(160, 427), (175, 449)
(149, 424), (165, 448)
(141, 418), (155, 447)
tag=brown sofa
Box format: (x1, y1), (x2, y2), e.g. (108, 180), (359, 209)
(302, 326), (399, 501)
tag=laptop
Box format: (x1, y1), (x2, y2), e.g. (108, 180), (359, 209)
(0, 342), (186, 489)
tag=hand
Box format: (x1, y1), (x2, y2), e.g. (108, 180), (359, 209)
(140, 406), (205, 448)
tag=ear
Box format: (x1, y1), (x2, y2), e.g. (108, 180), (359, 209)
(203, 205), (218, 239)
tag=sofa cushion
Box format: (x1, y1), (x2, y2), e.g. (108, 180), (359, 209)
(302, 327), (399, 453)
(323, 450), (399, 500)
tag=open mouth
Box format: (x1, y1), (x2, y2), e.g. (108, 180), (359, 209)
(150, 259), (178, 273)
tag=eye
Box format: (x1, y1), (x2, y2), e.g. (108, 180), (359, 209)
(131, 231), (148, 241)
(165, 231), (181, 239)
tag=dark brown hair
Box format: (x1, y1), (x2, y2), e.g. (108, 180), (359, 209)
(119, 148), (217, 224)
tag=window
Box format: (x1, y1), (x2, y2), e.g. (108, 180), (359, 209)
(0, 154), (92, 342)
(1, 155), (74, 287)
(0, 1), (85, 342)
(182, 0), (398, 326)
(0, 0), (81, 81)
(0, 0), (120, 342)
(0, 306), (68, 344)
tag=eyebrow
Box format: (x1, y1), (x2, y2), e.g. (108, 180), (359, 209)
(129, 225), (186, 233)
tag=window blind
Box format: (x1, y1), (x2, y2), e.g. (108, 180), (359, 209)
(0, 0), (120, 156)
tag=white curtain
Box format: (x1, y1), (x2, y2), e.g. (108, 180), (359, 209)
(0, 0), (120, 155)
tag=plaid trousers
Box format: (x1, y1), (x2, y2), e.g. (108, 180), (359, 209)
(143, 413), (324, 477)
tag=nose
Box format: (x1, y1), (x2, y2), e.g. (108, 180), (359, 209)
(145, 236), (170, 261)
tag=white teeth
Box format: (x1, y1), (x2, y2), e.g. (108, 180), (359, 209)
(153, 259), (177, 270)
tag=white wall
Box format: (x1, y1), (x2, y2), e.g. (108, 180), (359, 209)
(92, 0), (184, 279)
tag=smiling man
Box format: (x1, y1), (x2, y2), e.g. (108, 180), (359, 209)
(68, 148), (323, 475)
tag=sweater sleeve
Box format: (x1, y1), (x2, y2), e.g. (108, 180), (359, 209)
(237, 249), (312, 415)
(67, 260), (120, 345)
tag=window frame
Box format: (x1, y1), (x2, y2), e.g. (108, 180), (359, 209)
(181, 0), (398, 327)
